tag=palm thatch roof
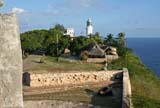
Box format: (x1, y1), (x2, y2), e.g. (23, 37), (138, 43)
(104, 46), (117, 52)
(87, 42), (105, 57)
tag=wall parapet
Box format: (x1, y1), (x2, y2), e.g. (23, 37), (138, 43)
(23, 68), (133, 108)
(23, 71), (121, 87)
(122, 68), (133, 108)
(87, 55), (118, 63)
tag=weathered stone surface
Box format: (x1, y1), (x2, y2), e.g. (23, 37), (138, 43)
(24, 100), (101, 108)
(0, 13), (23, 108)
(24, 71), (121, 87)
(122, 68), (133, 108)
(87, 55), (118, 63)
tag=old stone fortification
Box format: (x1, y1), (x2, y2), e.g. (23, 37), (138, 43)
(25, 69), (133, 108)
(24, 69), (133, 108)
(0, 14), (23, 107)
(0, 13), (132, 108)
(87, 55), (118, 63)
(25, 71), (121, 87)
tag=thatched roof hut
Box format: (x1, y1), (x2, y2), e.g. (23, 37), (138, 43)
(84, 42), (118, 57)
(105, 46), (118, 55)
(87, 42), (105, 58)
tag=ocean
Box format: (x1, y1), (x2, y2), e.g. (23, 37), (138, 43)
(126, 38), (160, 78)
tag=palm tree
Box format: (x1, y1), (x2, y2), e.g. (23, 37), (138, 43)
(105, 33), (114, 46)
(118, 32), (125, 40)
(118, 32), (126, 47)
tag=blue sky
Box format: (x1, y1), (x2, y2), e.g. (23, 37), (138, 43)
(2, 0), (160, 37)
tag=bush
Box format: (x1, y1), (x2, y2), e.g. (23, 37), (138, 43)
(80, 51), (89, 60)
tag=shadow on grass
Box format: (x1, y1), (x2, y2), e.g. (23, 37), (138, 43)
(85, 85), (122, 108)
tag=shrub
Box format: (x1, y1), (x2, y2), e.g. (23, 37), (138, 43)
(80, 51), (89, 60)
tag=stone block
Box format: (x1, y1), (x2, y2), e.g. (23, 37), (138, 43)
(0, 13), (23, 108)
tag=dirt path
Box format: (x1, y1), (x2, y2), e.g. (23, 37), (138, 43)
(23, 55), (42, 71)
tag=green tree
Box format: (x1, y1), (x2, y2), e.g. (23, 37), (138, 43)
(115, 32), (131, 56)
(69, 36), (92, 56)
(58, 35), (70, 55)
(104, 33), (114, 46)
(21, 30), (47, 54)
(44, 28), (63, 56)
(54, 24), (66, 33)
(117, 32), (126, 47)
(92, 32), (103, 44)
(20, 25), (67, 57)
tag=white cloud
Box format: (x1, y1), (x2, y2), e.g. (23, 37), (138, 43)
(11, 7), (25, 14)
(78, 0), (92, 7)
(47, 0), (96, 16)
(48, 0), (95, 10)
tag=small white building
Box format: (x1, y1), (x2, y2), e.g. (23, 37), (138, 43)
(86, 19), (93, 37)
(65, 28), (75, 38)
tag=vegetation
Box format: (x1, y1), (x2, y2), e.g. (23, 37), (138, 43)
(21, 24), (160, 108)
(91, 32), (103, 44)
(80, 51), (89, 60)
(69, 36), (92, 56)
(104, 33), (114, 46)
(21, 24), (70, 57)
(23, 55), (103, 73)
(108, 51), (160, 108)
(20, 25), (126, 57)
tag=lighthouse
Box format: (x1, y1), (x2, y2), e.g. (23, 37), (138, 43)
(86, 19), (93, 38)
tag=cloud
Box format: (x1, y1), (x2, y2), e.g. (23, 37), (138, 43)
(49, 0), (93, 9)
(47, 0), (100, 16)
(71, 0), (92, 7)
(47, 0), (109, 16)
(11, 7), (25, 14)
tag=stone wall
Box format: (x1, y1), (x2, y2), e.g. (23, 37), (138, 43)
(106, 55), (119, 62)
(24, 69), (133, 108)
(24, 71), (121, 87)
(0, 13), (23, 108)
(122, 68), (133, 108)
(87, 55), (118, 63)
(87, 58), (107, 63)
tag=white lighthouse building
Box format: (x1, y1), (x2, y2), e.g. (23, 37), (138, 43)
(86, 19), (93, 38)
(65, 28), (75, 38)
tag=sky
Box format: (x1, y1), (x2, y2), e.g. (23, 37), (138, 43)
(2, 0), (160, 37)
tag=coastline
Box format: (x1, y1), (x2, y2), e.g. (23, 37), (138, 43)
(126, 37), (160, 78)
(108, 51), (160, 108)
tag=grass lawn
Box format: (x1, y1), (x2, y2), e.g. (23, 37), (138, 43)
(23, 55), (103, 73)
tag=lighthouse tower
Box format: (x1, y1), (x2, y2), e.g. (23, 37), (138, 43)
(86, 19), (93, 38)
